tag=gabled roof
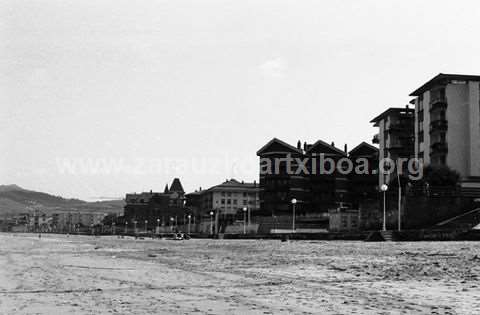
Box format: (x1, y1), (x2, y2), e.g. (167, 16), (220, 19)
(169, 178), (184, 193)
(370, 107), (414, 125)
(256, 138), (303, 156)
(409, 73), (480, 96)
(305, 139), (346, 156)
(349, 141), (379, 157)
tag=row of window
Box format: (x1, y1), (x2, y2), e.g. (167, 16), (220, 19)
(220, 191), (256, 197)
(219, 199), (255, 205)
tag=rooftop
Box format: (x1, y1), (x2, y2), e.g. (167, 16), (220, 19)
(370, 107), (414, 125)
(410, 73), (480, 96)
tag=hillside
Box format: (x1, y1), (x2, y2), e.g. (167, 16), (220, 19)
(0, 185), (124, 217)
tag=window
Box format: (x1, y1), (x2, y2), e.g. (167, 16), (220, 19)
(221, 199), (225, 204)
(243, 200), (247, 205)
(227, 199), (231, 204)
(243, 192), (247, 197)
(227, 192), (232, 197)
(233, 199), (237, 205)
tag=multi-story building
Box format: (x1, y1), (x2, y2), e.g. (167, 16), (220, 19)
(51, 212), (107, 232)
(123, 178), (187, 228)
(186, 179), (259, 217)
(257, 138), (377, 216)
(409, 73), (480, 195)
(347, 142), (379, 208)
(370, 107), (415, 185)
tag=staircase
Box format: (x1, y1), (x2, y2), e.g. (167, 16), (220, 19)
(435, 208), (480, 230)
(380, 231), (394, 241)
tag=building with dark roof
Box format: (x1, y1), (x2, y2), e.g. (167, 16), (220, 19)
(256, 138), (378, 216)
(123, 178), (188, 229)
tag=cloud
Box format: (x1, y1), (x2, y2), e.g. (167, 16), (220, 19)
(259, 57), (288, 78)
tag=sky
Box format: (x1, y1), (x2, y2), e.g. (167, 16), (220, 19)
(2, 0), (480, 200)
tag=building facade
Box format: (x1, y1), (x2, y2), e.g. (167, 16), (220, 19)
(257, 138), (378, 216)
(123, 178), (188, 229)
(410, 74), (480, 187)
(186, 179), (259, 217)
(370, 107), (415, 185)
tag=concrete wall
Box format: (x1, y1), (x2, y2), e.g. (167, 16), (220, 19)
(468, 82), (480, 177)
(422, 91), (431, 165)
(446, 83), (469, 177)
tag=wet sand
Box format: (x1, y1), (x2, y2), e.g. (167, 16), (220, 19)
(0, 233), (479, 314)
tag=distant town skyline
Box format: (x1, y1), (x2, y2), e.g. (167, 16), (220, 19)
(3, 0), (480, 199)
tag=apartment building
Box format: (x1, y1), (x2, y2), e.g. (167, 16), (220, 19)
(410, 73), (480, 193)
(187, 179), (259, 216)
(256, 138), (378, 215)
(370, 107), (415, 185)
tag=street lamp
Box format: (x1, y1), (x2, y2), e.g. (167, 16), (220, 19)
(291, 198), (297, 232)
(133, 220), (137, 235)
(381, 184), (388, 231)
(242, 207), (247, 234)
(124, 221), (128, 235)
(187, 214), (191, 234)
(170, 217), (174, 231)
(209, 211), (214, 235)
(144, 220), (148, 233)
(156, 218), (160, 234)
(112, 222), (115, 235)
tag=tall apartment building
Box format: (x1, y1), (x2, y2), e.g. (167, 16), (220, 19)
(370, 107), (415, 185)
(410, 73), (480, 193)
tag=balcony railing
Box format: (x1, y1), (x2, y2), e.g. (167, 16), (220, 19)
(430, 119), (448, 132)
(430, 141), (448, 153)
(429, 97), (447, 111)
(387, 122), (414, 132)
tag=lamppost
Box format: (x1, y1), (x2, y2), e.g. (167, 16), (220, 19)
(156, 218), (160, 234)
(187, 214), (191, 234)
(133, 220), (137, 235)
(124, 221), (128, 235)
(381, 184), (388, 231)
(242, 207), (247, 234)
(170, 217), (174, 231)
(144, 220), (148, 233)
(291, 198), (297, 232)
(209, 211), (214, 235)
(112, 222), (115, 235)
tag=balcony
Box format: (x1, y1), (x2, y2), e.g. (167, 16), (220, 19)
(429, 97), (447, 112)
(429, 119), (448, 132)
(430, 141), (448, 154)
(387, 122), (414, 132)
(372, 134), (379, 144)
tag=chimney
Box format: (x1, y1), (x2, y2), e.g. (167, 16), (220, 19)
(297, 140), (301, 150)
(303, 141), (307, 151)
(331, 141), (335, 147)
(253, 180), (257, 187)
(344, 144), (348, 153)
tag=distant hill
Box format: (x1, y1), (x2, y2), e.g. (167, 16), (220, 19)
(0, 185), (124, 218)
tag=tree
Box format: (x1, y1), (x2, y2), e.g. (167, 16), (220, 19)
(423, 165), (460, 187)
